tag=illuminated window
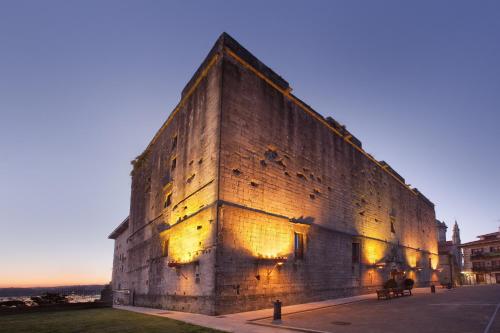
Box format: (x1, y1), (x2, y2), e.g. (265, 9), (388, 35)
(172, 135), (177, 150)
(294, 232), (304, 259)
(171, 157), (177, 171)
(164, 192), (172, 208)
(352, 243), (360, 264)
(162, 239), (169, 257)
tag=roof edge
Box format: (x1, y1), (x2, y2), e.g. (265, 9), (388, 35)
(181, 32), (289, 98)
(108, 216), (129, 239)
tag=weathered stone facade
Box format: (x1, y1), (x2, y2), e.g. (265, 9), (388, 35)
(109, 33), (439, 315)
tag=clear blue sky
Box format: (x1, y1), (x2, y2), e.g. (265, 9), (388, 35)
(1, 0), (499, 287)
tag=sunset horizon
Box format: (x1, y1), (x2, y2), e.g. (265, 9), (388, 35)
(1, 1), (499, 332)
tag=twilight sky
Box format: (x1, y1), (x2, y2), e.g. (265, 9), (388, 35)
(1, 0), (499, 287)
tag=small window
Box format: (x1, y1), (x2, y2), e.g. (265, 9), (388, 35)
(294, 232), (304, 260)
(471, 248), (484, 254)
(164, 193), (172, 208)
(171, 157), (177, 171)
(352, 243), (360, 264)
(172, 135), (178, 150)
(162, 239), (169, 257)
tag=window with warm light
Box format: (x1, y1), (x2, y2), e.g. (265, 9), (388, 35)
(162, 239), (169, 257)
(164, 192), (172, 208)
(171, 157), (177, 171)
(294, 232), (304, 260)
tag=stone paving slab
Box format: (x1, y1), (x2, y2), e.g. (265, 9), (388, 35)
(115, 287), (446, 333)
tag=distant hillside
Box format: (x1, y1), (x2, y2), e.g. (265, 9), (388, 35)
(0, 285), (106, 297)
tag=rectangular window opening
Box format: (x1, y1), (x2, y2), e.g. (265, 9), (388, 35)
(171, 157), (177, 171)
(162, 239), (169, 257)
(294, 232), (304, 260)
(172, 135), (178, 150)
(164, 193), (172, 208)
(352, 243), (360, 264)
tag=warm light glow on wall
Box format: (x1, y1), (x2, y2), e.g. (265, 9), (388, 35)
(172, 199), (203, 223)
(430, 254), (439, 270)
(221, 206), (309, 260)
(162, 208), (215, 264)
(363, 239), (385, 264)
(405, 248), (417, 267)
(250, 226), (292, 259)
(168, 232), (203, 263)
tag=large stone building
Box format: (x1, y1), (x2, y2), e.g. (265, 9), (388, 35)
(460, 228), (500, 285)
(109, 33), (439, 315)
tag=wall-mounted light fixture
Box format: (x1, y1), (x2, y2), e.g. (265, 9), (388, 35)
(167, 260), (199, 280)
(368, 262), (386, 269)
(167, 260), (199, 268)
(254, 256), (288, 280)
(256, 256), (288, 264)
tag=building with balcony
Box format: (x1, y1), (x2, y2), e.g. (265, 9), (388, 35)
(460, 228), (500, 284)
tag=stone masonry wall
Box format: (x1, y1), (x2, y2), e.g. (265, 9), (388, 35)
(215, 53), (439, 313)
(124, 57), (222, 314)
(111, 228), (129, 305)
(111, 33), (439, 315)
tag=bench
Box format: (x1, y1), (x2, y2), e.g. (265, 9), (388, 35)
(376, 289), (391, 300)
(391, 287), (405, 297)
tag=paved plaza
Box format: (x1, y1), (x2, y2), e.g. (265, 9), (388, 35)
(118, 285), (500, 333)
(256, 284), (500, 333)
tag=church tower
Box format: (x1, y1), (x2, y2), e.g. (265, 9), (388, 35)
(452, 221), (461, 245)
(452, 220), (462, 271)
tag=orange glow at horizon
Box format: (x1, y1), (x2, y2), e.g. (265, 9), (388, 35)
(0, 270), (110, 288)
(0, 276), (110, 289)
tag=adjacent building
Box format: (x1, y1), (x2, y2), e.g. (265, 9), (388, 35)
(108, 33), (439, 315)
(435, 220), (462, 285)
(460, 228), (500, 285)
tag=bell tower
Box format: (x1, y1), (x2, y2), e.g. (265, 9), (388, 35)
(452, 221), (461, 245)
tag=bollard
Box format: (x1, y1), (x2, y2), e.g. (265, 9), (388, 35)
(430, 285), (436, 293)
(273, 299), (282, 322)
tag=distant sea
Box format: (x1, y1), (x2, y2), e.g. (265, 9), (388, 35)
(0, 285), (105, 304)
